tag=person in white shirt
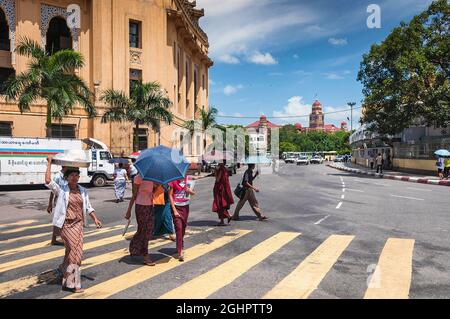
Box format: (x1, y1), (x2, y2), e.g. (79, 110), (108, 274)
(436, 156), (445, 179)
(376, 153), (383, 174)
(114, 163), (129, 203)
(45, 156), (102, 293)
(46, 167), (68, 246)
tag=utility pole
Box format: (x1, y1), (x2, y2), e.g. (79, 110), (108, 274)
(347, 102), (356, 131)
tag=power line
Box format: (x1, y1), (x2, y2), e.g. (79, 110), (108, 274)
(216, 106), (362, 119)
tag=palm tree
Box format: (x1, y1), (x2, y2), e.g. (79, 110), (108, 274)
(101, 81), (173, 152)
(184, 107), (218, 154)
(3, 38), (95, 137)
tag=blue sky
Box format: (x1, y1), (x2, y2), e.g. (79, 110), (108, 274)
(196, 0), (434, 129)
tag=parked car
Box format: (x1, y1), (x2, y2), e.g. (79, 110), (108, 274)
(284, 156), (297, 164)
(296, 156), (309, 165)
(334, 156), (344, 162)
(310, 156), (324, 164)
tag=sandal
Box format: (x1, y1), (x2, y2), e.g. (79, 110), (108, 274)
(143, 258), (156, 266)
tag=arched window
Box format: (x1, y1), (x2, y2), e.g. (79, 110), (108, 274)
(0, 8), (14, 93)
(0, 9), (10, 51)
(46, 17), (72, 55)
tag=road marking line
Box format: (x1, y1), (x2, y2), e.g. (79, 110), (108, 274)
(0, 231), (53, 245)
(0, 230), (138, 274)
(0, 228), (214, 298)
(336, 202), (343, 209)
(342, 189), (345, 192)
(263, 235), (354, 299)
(390, 195), (424, 201)
(406, 187), (432, 192)
(0, 225), (130, 257)
(314, 216), (330, 225)
(341, 195), (345, 200)
(0, 220), (39, 229)
(159, 232), (300, 299)
(346, 189), (364, 193)
(65, 229), (252, 299)
(364, 238), (415, 299)
(1, 223), (53, 235)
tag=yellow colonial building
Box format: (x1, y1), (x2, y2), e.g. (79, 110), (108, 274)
(0, 0), (213, 157)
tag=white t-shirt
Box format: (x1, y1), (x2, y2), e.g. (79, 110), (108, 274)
(114, 168), (127, 181)
(129, 165), (138, 176)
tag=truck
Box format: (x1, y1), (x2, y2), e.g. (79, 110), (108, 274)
(0, 137), (115, 187)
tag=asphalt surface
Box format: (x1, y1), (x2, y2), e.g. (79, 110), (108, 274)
(0, 163), (449, 299)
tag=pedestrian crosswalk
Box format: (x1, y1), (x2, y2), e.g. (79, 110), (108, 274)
(0, 220), (417, 299)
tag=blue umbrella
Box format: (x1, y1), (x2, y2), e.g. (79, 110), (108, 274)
(434, 149), (450, 157)
(134, 146), (190, 184)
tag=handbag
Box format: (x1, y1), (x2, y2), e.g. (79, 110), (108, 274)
(234, 183), (245, 199)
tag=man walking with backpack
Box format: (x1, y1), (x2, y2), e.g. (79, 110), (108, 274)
(231, 164), (268, 222)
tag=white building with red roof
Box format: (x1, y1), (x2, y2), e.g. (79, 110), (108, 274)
(245, 115), (281, 155)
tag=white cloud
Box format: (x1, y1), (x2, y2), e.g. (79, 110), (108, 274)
(247, 52), (278, 65)
(218, 111), (226, 116)
(223, 84), (244, 96)
(323, 105), (361, 128)
(233, 112), (243, 117)
(272, 96), (311, 126)
(217, 54), (240, 64)
(328, 38), (348, 46)
(324, 72), (345, 80)
(293, 54), (300, 59)
(209, 79), (216, 86)
(293, 70), (312, 76)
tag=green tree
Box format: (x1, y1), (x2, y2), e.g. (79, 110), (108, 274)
(358, 0), (450, 135)
(280, 141), (298, 153)
(3, 38), (95, 137)
(101, 81), (173, 151)
(184, 107), (218, 153)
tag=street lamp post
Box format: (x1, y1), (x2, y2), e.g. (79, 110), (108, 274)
(347, 102), (356, 131)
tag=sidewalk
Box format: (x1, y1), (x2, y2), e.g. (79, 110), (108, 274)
(328, 162), (450, 187)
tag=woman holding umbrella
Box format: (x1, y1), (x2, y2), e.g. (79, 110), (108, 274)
(212, 161), (234, 226)
(434, 150), (450, 180)
(132, 146), (191, 262)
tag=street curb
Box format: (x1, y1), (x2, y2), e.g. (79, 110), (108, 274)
(327, 164), (450, 187)
(189, 174), (213, 181)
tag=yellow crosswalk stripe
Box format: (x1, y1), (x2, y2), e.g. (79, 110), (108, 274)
(65, 229), (252, 299)
(263, 235), (354, 299)
(159, 232), (300, 299)
(0, 220), (39, 229)
(1, 223), (53, 235)
(0, 227), (214, 298)
(0, 230), (137, 273)
(364, 238), (414, 299)
(0, 224), (130, 257)
(0, 231), (53, 246)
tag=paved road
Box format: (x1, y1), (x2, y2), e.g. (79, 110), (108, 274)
(0, 163), (449, 299)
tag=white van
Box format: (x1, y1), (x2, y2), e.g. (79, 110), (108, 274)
(0, 137), (115, 187)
